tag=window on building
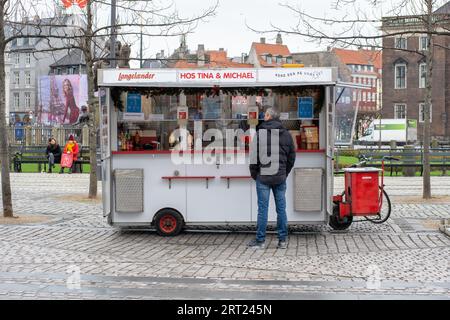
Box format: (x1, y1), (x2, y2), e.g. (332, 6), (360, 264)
(395, 37), (407, 50)
(419, 36), (429, 51)
(276, 55), (282, 64)
(394, 104), (407, 119)
(266, 55), (272, 64)
(286, 56), (293, 64)
(57, 68), (62, 75)
(419, 103), (432, 122)
(14, 53), (19, 65)
(13, 93), (19, 109)
(362, 92), (366, 102)
(25, 92), (31, 109)
(25, 52), (31, 65)
(13, 72), (19, 85)
(23, 38), (29, 46)
(353, 91), (357, 102)
(395, 64), (407, 89)
(25, 71), (31, 85)
(419, 63), (427, 88)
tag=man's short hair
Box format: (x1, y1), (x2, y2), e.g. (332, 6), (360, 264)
(265, 107), (279, 120)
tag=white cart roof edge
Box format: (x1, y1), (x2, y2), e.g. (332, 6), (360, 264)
(97, 67), (339, 88)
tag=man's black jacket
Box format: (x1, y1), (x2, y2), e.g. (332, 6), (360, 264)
(249, 119), (296, 186)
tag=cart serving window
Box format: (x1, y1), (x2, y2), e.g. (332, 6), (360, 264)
(98, 68), (340, 236)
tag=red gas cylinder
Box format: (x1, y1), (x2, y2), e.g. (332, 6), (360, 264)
(344, 167), (382, 216)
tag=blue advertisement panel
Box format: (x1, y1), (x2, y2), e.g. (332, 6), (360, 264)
(298, 97), (314, 119)
(126, 93), (142, 113)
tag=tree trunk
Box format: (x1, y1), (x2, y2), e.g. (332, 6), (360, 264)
(0, 3), (13, 217)
(85, 2), (98, 199)
(423, 0), (433, 199)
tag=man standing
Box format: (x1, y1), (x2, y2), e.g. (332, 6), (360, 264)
(248, 108), (296, 249)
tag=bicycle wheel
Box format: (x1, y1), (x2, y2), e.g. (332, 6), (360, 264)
(364, 187), (391, 224)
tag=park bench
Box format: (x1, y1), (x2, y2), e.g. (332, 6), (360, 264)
(355, 148), (450, 176)
(9, 145), (91, 173)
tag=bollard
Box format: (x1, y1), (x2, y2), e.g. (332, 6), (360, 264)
(402, 145), (416, 177)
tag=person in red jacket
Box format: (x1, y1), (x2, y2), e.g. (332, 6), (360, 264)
(60, 135), (79, 174)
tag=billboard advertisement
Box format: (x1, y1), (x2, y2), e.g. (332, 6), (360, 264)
(37, 74), (88, 125)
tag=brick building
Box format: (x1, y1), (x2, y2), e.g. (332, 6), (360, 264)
(381, 2), (450, 141)
(332, 48), (382, 115)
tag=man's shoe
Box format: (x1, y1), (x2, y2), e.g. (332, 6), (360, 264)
(277, 240), (287, 249)
(247, 239), (265, 249)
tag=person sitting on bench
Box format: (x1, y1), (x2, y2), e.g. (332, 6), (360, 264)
(46, 138), (62, 173)
(61, 135), (79, 174)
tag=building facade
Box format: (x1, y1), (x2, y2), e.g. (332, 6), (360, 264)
(6, 13), (86, 124)
(381, 3), (450, 141)
(332, 48), (383, 115)
(144, 36), (253, 69)
(246, 34), (293, 68)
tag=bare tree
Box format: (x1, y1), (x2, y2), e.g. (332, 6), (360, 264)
(253, 0), (450, 199)
(0, 0), (217, 217)
(0, 0), (54, 218)
(61, 0), (217, 199)
(0, 1), (12, 217)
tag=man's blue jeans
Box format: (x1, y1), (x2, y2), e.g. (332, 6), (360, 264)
(255, 178), (288, 242)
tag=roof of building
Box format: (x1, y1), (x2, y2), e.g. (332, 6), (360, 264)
(251, 42), (291, 67)
(50, 49), (85, 67)
(161, 49), (253, 69)
(332, 48), (382, 69)
(435, 1), (450, 14)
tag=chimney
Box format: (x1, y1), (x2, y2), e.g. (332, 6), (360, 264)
(197, 44), (205, 67)
(260, 37), (266, 44)
(276, 33), (283, 45)
(241, 53), (247, 64)
(219, 48), (224, 51)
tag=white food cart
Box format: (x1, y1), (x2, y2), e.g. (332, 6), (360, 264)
(98, 67), (345, 236)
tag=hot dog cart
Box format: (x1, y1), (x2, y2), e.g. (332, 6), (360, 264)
(98, 67), (351, 236)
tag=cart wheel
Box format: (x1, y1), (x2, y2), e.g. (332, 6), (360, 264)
(329, 204), (353, 231)
(154, 209), (184, 236)
(364, 188), (392, 224)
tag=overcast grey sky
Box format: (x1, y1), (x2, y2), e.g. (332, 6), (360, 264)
(138, 0), (382, 63)
(49, 0), (449, 67)
(137, 0), (449, 64)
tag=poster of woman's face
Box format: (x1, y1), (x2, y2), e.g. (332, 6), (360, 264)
(37, 74), (88, 125)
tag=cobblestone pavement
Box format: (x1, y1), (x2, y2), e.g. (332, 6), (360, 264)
(0, 174), (448, 299)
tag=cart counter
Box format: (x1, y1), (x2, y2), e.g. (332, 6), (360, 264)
(109, 150), (329, 227)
